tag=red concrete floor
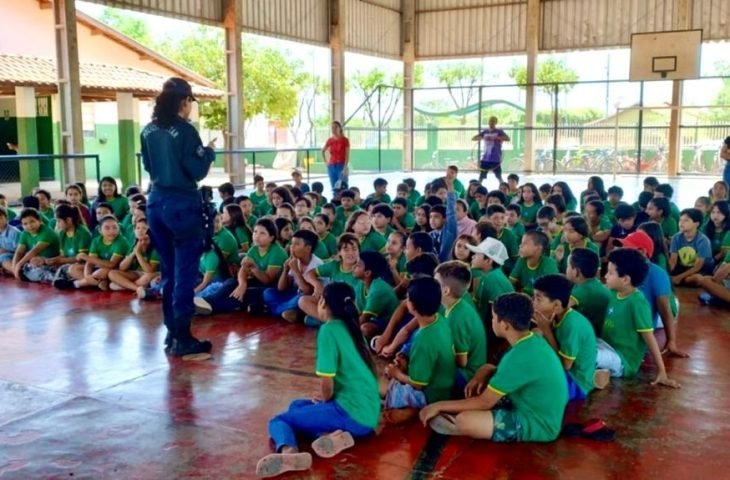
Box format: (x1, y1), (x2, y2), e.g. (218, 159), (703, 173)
(1, 279), (730, 479)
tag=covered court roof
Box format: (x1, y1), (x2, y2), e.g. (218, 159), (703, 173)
(0, 54), (223, 100)
(86, 0), (730, 60)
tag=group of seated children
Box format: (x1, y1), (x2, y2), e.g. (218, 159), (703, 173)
(4, 168), (726, 479)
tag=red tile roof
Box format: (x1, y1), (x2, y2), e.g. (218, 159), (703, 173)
(0, 54), (222, 99)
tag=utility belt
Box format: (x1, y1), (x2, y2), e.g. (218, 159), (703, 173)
(199, 186), (217, 250)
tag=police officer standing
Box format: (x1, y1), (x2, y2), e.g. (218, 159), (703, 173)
(141, 78), (216, 356)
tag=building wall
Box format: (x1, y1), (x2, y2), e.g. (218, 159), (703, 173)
(3, 1), (186, 79)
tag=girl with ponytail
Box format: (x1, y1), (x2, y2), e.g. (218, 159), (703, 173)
(256, 281), (380, 478)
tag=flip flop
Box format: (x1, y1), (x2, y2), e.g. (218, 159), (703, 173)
(255, 452), (312, 478)
(311, 430), (355, 458)
(428, 414), (459, 435)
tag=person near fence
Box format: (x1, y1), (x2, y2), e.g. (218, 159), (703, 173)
(322, 121), (350, 194)
(473, 116), (510, 185)
(141, 77), (216, 357)
(722, 136), (730, 187)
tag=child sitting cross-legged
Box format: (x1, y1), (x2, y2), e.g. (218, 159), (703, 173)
(435, 260), (488, 389)
(419, 293), (568, 442)
(255, 282), (380, 478)
(598, 248), (680, 387)
(532, 274), (603, 400)
(105, 218), (160, 293)
(383, 277), (455, 424)
(670, 208), (714, 286)
(12, 208), (60, 282)
(0, 206), (20, 275)
(565, 248), (611, 336)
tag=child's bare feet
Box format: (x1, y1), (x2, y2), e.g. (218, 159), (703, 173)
(255, 452), (312, 478)
(594, 369), (611, 390)
(311, 430), (354, 458)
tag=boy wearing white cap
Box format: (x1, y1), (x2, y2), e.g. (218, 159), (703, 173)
(469, 238), (515, 322)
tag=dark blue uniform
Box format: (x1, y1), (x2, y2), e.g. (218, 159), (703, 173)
(141, 117), (214, 344)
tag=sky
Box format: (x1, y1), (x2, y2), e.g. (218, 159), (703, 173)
(77, 1), (728, 118)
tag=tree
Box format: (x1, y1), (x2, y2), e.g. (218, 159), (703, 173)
(509, 58), (579, 109)
(289, 74), (329, 146)
(349, 65), (424, 127)
(99, 8), (153, 46)
(158, 31), (305, 135)
(704, 61), (730, 122)
(434, 62), (482, 124)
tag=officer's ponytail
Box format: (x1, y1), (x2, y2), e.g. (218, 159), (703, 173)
(152, 91), (186, 128)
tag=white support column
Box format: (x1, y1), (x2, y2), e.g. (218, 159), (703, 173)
(330, 0), (345, 124)
(223, 0), (244, 185)
(668, 0), (693, 176)
(53, 0), (84, 183)
(402, 0), (416, 171)
(523, 0), (540, 173)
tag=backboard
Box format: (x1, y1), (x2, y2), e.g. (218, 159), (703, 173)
(630, 30), (702, 81)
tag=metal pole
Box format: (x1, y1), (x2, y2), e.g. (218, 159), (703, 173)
(552, 84), (559, 175)
(637, 81), (645, 174)
(477, 86), (483, 167)
(252, 151), (256, 179)
(95, 155), (100, 183)
(613, 107), (620, 181)
(378, 86), (382, 172)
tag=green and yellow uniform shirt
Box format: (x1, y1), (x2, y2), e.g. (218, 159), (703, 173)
(319, 232), (337, 259)
(601, 290), (654, 377)
(359, 230), (387, 253)
(509, 256), (559, 296)
(356, 278), (399, 320)
(130, 247), (161, 272)
(18, 223), (60, 258)
(519, 202), (540, 226)
(89, 234), (130, 261)
(214, 228), (241, 264)
(233, 226), (251, 251)
(554, 309), (597, 395)
(249, 191), (269, 217)
(552, 239), (600, 273)
(660, 216), (678, 239)
(199, 249), (223, 281)
(366, 193), (392, 204)
(316, 319), (381, 429)
(474, 267), (515, 321)
(570, 277), (611, 335)
(408, 314), (456, 404)
(487, 333), (568, 442)
(106, 196), (130, 221)
(445, 297), (487, 381)
(245, 243), (288, 282)
(315, 260), (361, 290)
(58, 225), (92, 258)
(508, 222), (526, 244)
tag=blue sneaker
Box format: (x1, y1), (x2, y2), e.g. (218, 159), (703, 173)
(303, 315), (324, 328)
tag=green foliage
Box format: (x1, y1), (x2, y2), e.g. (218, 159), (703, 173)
(509, 58), (579, 98)
(703, 61), (730, 122)
(99, 8), (152, 45)
(536, 107), (602, 126)
(434, 63), (482, 123)
(348, 65), (423, 127)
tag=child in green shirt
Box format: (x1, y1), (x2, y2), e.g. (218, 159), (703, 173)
(486, 204), (519, 274)
(346, 211), (386, 254)
(256, 282), (379, 478)
(391, 198), (416, 234)
(435, 260), (487, 386)
(509, 231), (559, 296)
(384, 277), (455, 422)
(300, 233), (361, 325)
(12, 208), (60, 282)
(599, 248), (680, 387)
(506, 204), (525, 244)
(533, 274), (600, 400)
(313, 213), (337, 259)
(552, 216), (600, 273)
(106, 218), (161, 294)
(468, 237), (514, 332)
(566, 248), (611, 336)
(420, 293), (568, 443)
(249, 175), (270, 217)
(354, 251), (400, 338)
(647, 197), (678, 242)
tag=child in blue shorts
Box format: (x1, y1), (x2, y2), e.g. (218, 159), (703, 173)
(0, 207), (20, 275)
(256, 282), (379, 478)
